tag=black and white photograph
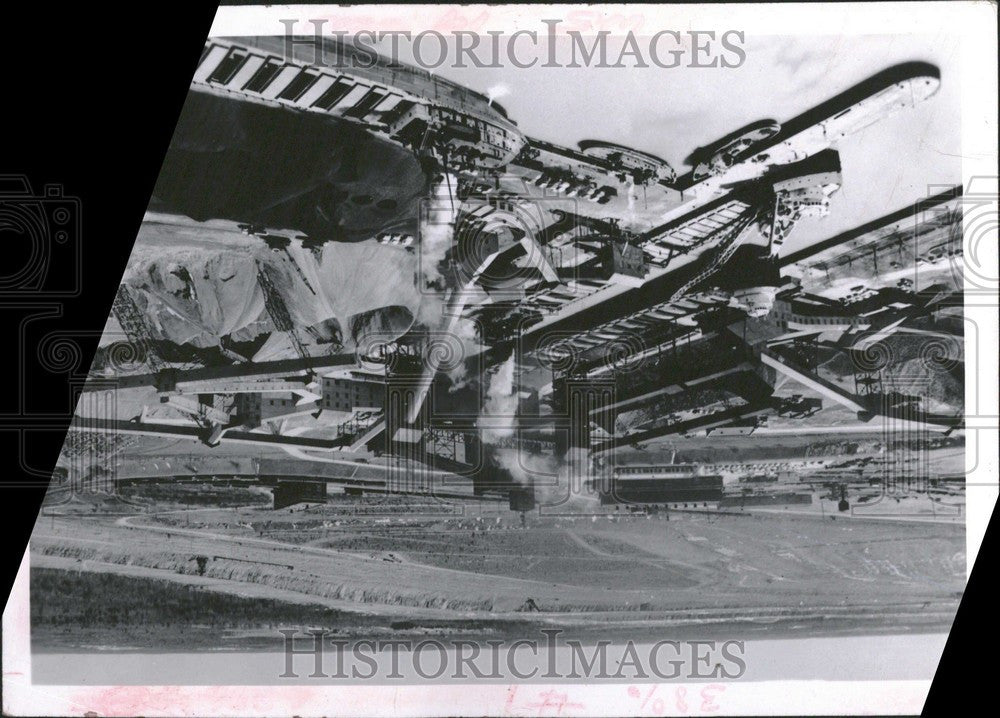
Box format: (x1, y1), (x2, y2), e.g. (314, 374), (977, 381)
(2, 2), (997, 716)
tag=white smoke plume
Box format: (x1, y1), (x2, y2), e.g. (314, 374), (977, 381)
(493, 444), (600, 512)
(486, 83), (511, 104)
(418, 172), (460, 293)
(480, 353), (517, 444)
(419, 220), (454, 291)
(447, 315), (480, 388)
(492, 446), (550, 483)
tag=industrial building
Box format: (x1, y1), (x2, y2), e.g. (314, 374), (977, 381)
(321, 370), (385, 413)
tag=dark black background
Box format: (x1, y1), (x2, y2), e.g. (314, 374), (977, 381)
(0, 4), (218, 588)
(0, 3), (990, 715)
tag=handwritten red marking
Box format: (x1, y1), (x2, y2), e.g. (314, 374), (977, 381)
(700, 685), (725, 713)
(523, 689), (585, 716)
(627, 684), (728, 715)
(505, 685), (519, 715)
(675, 686), (689, 713)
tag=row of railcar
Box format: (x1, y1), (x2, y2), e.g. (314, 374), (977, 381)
(193, 37), (526, 170)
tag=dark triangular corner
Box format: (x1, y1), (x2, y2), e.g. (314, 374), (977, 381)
(923, 498), (997, 713)
(0, 3), (220, 601)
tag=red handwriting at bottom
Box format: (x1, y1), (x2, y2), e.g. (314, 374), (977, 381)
(627, 684), (725, 714)
(503, 684), (725, 716)
(505, 687), (585, 716)
(523, 689), (586, 715)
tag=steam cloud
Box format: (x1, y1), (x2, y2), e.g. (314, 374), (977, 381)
(480, 353), (517, 444)
(486, 83), (511, 104)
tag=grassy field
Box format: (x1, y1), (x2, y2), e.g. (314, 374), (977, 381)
(30, 482), (966, 652)
(30, 568), (532, 651)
